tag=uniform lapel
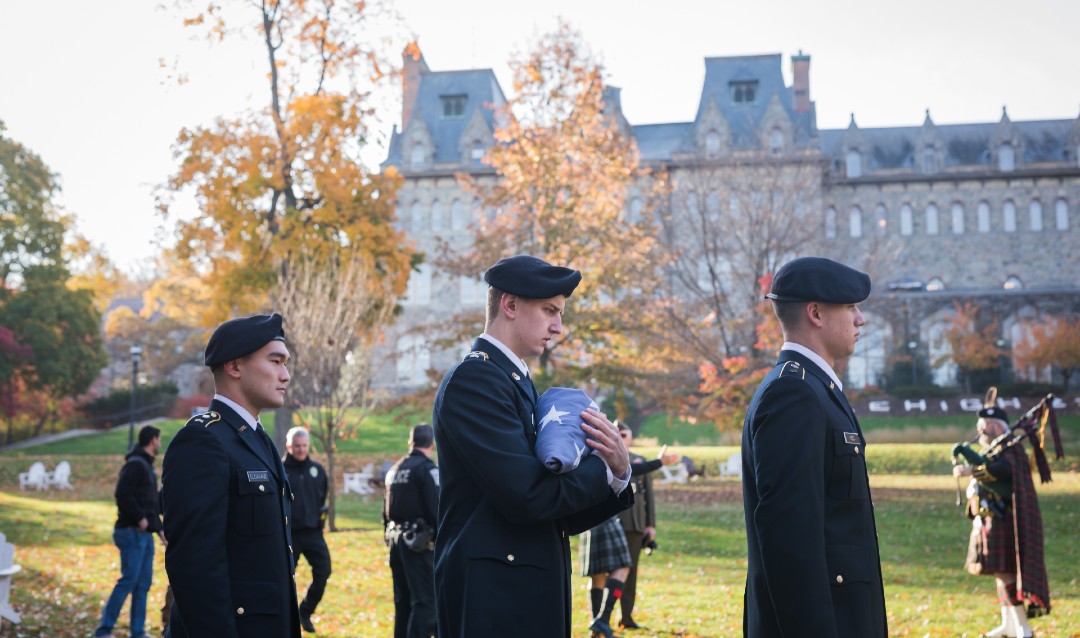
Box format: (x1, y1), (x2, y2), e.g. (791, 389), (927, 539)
(472, 338), (539, 442)
(211, 400), (281, 479)
(777, 350), (863, 437)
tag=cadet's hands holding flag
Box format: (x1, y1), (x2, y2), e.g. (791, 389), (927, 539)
(580, 408), (630, 479)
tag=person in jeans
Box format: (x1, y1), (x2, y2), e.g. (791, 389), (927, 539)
(94, 425), (164, 638)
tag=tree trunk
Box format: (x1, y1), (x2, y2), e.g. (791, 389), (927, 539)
(273, 406), (293, 454)
(326, 447), (337, 532)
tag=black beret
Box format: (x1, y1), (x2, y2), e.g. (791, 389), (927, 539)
(978, 405), (1009, 424)
(766, 257), (871, 304)
(483, 255), (582, 299)
(204, 313), (286, 367)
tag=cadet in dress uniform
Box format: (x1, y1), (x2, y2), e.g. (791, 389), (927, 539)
(161, 313), (301, 638)
(741, 257), (888, 638)
(432, 255), (634, 638)
(384, 424), (439, 638)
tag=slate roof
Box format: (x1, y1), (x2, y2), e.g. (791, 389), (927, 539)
(632, 122), (694, 161)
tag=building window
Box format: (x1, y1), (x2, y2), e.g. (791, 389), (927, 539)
(825, 207), (837, 238)
(440, 94), (467, 119)
(926, 277), (945, 291)
(1056, 198), (1069, 230)
(846, 150), (862, 178)
(1004, 275), (1023, 290)
(409, 145), (426, 170)
(849, 206), (863, 238)
(998, 143), (1015, 172)
(977, 201), (991, 232)
(899, 204), (913, 236)
(729, 81), (758, 104)
(471, 141), (485, 167)
(705, 131), (721, 156)
(402, 265), (433, 305)
(458, 275), (486, 305)
(706, 191), (722, 227)
(686, 191), (699, 218)
(396, 335), (431, 385)
(923, 147), (937, 174)
(429, 200), (443, 231)
(1003, 200), (1017, 232)
(410, 200), (423, 232)
(1029, 200), (1043, 231)
(627, 196), (645, 224)
(951, 203), (965, 234)
(449, 199), (463, 231)
(770, 128), (784, 154)
(925, 203), (939, 235)
(874, 204), (887, 236)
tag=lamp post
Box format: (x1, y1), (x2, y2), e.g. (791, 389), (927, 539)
(996, 338), (1009, 383)
(908, 341), (918, 385)
(127, 344), (142, 451)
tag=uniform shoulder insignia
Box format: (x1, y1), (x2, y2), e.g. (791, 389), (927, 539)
(188, 410), (222, 428)
(463, 351), (489, 362)
(778, 361), (806, 380)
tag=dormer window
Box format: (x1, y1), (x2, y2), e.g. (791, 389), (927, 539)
(441, 94), (467, 119)
(769, 128), (784, 154)
(705, 130), (721, 157)
(729, 81), (758, 105)
(998, 143), (1015, 172)
(922, 148), (937, 174)
(846, 150), (862, 178)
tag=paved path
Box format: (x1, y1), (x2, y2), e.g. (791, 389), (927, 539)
(0, 418), (167, 453)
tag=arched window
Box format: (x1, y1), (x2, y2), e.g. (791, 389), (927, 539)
(1056, 198), (1070, 230)
(1003, 200), (1017, 232)
(926, 277), (945, 291)
(998, 143), (1015, 172)
(849, 206), (863, 238)
(874, 204), (887, 236)
(899, 204), (913, 236)
(402, 264), (433, 305)
(706, 191), (722, 226)
(430, 200), (442, 231)
(923, 147), (937, 174)
(686, 191), (699, 217)
(825, 207), (837, 238)
(628, 196), (645, 224)
(770, 128), (784, 154)
(396, 335), (431, 385)
(450, 199), (465, 231)
(951, 202), (965, 234)
(846, 150), (862, 178)
(1004, 275), (1023, 290)
(409, 145), (426, 170)
(977, 201), (991, 232)
(925, 203), (939, 235)
(410, 200), (424, 232)
(1029, 200), (1043, 231)
(928, 321), (958, 386)
(705, 131), (721, 157)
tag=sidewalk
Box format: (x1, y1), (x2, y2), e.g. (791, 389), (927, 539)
(0, 418), (167, 453)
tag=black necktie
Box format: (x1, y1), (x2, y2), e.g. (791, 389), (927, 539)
(255, 423), (278, 468)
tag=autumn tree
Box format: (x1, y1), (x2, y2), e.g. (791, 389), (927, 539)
(277, 248), (395, 530)
(438, 22), (661, 389)
(933, 302), (1004, 391)
(158, 0), (417, 322)
(1013, 316), (1080, 391)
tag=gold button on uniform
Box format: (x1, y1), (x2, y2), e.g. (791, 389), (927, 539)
(835, 575), (844, 584)
(507, 554), (515, 562)
(258, 484), (265, 492)
(237, 607), (245, 615)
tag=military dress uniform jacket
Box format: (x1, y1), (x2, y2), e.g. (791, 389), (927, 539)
(161, 400), (301, 638)
(741, 350), (887, 638)
(432, 338), (633, 638)
(618, 453), (657, 534)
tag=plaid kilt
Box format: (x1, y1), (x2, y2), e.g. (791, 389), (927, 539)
(965, 509), (1016, 575)
(579, 516), (631, 576)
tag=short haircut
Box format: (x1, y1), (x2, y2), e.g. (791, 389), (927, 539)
(285, 426), (310, 446)
(410, 423), (434, 448)
(486, 286), (505, 324)
(772, 299), (807, 332)
(138, 425), (161, 448)
(616, 420), (631, 432)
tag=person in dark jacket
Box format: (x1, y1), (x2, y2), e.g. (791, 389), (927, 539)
(161, 313), (300, 638)
(432, 255), (633, 638)
(94, 425), (164, 638)
(283, 427), (331, 633)
(741, 257), (887, 638)
(384, 424), (439, 638)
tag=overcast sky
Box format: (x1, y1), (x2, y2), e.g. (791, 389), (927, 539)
(2, 0), (1078, 271)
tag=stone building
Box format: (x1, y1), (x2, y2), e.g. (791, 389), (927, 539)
(382, 47), (1080, 391)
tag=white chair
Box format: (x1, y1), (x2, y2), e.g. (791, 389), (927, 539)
(657, 462), (689, 485)
(17, 462), (47, 491)
(0, 532), (22, 625)
(718, 452), (742, 480)
(45, 460), (73, 490)
(342, 463), (376, 495)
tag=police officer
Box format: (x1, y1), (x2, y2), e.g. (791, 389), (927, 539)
(283, 427), (331, 633)
(161, 313), (301, 638)
(432, 254), (633, 638)
(384, 424), (439, 638)
(741, 257), (887, 638)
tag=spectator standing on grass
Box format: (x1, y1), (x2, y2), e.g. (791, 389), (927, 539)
(283, 427), (332, 633)
(161, 313), (300, 638)
(94, 425), (164, 638)
(741, 257), (887, 638)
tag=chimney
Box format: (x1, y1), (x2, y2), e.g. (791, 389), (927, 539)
(791, 50), (811, 114)
(402, 42), (429, 131)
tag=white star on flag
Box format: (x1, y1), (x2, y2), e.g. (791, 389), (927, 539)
(538, 404), (570, 432)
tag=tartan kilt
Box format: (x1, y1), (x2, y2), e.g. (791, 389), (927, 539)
(966, 508), (1017, 576)
(580, 517), (631, 576)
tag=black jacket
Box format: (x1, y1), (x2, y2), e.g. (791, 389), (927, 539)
(114, 448), (162, 532)
(283, 454), (328, 531)
(384, 449), (439, 528)
(741, 349), (887, 638)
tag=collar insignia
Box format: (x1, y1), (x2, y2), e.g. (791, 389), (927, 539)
(511, 372), (521, 381)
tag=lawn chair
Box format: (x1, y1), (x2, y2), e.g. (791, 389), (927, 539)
(718, 452), (742, 480)
(45, 460), (73, 490)
(0, 532), (22, 625)
(17, 462), (47, 491)
(657, 461), (689, 485)
(342, 463), (376, 495)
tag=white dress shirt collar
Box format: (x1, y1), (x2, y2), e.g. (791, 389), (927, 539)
(214, 394), (260, 429)
(479, 333), (530, 377)
(781, 342), (843, 392)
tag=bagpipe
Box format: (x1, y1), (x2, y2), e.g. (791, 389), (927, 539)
(951, 389), (1065, 516)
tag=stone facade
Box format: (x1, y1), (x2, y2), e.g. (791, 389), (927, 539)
(382, 47), (1080, 391)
